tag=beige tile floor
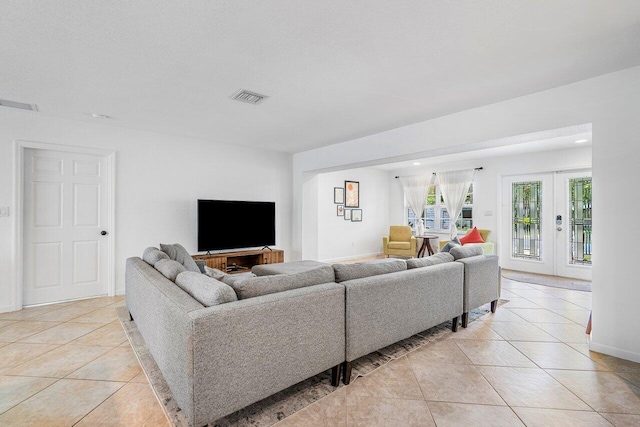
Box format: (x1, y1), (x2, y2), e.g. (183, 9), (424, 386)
(275, 278), (640, 427)
(1, 278), (639, 426)
(0, 295), (169, 427)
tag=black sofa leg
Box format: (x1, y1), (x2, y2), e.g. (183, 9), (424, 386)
(491, 299), (498, 313)
(330, 364), (341, 387)
(129, 312), (133, 321)
(461, 312), (469, 328)
(452, 316), (459, 332)
(342, 361), (352, 385)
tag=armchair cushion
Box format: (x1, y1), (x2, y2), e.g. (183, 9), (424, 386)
(389, 225), (412, 242)
(388, 241), (411, 250)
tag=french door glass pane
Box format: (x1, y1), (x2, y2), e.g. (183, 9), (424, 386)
(512, 181), (542, 260)
(569, 178), (592, 265)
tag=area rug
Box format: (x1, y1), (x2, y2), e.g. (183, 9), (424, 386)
(502, 269), (591, 292)
(117, 301), (504, 427)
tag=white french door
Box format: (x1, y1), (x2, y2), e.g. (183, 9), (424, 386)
(23, 148), (110, 305)
(501, 170), (592, 280)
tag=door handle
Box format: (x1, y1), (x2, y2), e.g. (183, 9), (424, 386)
(101, 230), (108, 236)
(557, 227), (562, 231)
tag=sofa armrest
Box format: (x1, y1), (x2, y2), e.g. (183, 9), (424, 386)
(456, 255), (500, 312)
(383, 236), (390, 254)
(410, 236), (417, 253)
(188, 282), (345, 425)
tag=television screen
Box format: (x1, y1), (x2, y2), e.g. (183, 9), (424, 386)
(198, 200), (276, 251)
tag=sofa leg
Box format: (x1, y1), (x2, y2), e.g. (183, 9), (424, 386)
(491, 299), (498, 313)
(452, 316), (459, 332)
(331, 364), (341, 387)
(461, 312), (469, 328)
(129, 312), (133, 321)
(342, 361), (352, 385)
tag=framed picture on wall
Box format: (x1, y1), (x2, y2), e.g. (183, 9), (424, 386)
(345, 180), (359, 207)
(337, 205), (344, 216)
(334, 187), (344, 204)
(351, 209), (362, 222)
(344, 209), (352, 220)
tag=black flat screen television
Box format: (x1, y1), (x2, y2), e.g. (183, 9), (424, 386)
(198, 200), (276, 251)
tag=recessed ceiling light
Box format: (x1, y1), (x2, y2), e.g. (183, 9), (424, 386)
(90, 113), (111, 119)
(413, 162), (421, 166)
(574, 139), (588, 144)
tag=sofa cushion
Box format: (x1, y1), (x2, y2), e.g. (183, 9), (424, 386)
(406, 252), (454, 269)
(460, 227), (485, 245)
(154, 258), (187, 281)
(441, 236), (462, 253)
(387, 241), (411, 250)
(160, 243), (200, 273)
(175, 271), (238, 307)
(332, 259), (406, 283)
(142, 247), (169, 266)
(450, 245), (484, 260)
(220, 272), (257, 287)
(228, 265), (335, 299)
(252, 260), (328, 276)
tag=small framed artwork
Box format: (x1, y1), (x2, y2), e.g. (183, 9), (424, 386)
(337, 205), (344, 216)
(345, 180), (359, 207)
(351, 209), (362, 222)
(334, 187), (344, 204)
(344, 209), (352, 220)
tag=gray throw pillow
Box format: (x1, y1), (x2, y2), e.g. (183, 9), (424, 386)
(406, 252), (454, 269)
(175, 271), (238, 306)
(441, 236), (462, 253)
(450, 245), (484, 260)
(332, 259), (406, 283)
(194, 260), (206, 274)
(154, 258), (187, 282)
(228, 265), (335, 300)
(204, 266), (227, 280)
(142, 247), (169, 266)
(160, 243), (200, 273)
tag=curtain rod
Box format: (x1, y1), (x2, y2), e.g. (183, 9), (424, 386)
(395, 167), (483, 179)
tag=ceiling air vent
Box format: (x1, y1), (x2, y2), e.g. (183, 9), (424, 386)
(230, 89), (269, 105)
(0, 99), (38, 112)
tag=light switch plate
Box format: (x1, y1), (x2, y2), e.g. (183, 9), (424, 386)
(484, 210), (493, 216)
(0, 207), (9, 217)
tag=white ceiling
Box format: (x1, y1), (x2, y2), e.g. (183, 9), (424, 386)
(1, 1), (639, 153)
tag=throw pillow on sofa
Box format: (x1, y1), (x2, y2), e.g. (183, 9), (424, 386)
(154, 258), (187, 281)
(449, 245), (484, 260)
(142, 247), (169, 266)
(205, 266), (256, 286)
(175, 271), (238, 307)
(332, 259), (406, 283)
(228, 265), (335, 299)
(441, 236), (462, 253)
(459, 227), (485, 245)
(406, 252), (454, 269)
(160, 243), (201, 273)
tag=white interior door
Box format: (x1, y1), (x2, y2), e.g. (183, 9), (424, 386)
(501, 173), (555, 275)
(555, 171), (592, 280)
(501, 171), (592, 280)
(23, 148), (110, 305)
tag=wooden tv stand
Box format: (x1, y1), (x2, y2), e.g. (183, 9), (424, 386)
(193, 249), (284, 274)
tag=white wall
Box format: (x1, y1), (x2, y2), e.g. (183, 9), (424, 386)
(292, 66), (640, 363)
(0, 110), (292, 311)
(314, 168), (390, 261)
(388, 146), (593, 252)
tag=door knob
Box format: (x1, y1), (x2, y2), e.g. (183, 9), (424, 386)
(557, 227), (562, 231)
(101, 230), (108, 236)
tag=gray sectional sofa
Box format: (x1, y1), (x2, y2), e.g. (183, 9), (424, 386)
(125, 245), (500, 426)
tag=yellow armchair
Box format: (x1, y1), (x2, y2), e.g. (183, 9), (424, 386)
(383, 226), (417, 257)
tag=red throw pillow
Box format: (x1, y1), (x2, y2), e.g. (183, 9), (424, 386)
(460, 227), (485, 245)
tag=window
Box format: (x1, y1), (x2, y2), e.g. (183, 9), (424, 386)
(407, 184), (473, 232)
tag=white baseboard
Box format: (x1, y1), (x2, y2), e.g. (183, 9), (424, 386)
(0, 304), (17, 314)
(115, 287), (126, 296)
(319, 252), (383, 263)
(589, 341), (640, 364)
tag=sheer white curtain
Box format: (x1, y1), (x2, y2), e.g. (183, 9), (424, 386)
(399, 174), (434, 233)
(437, 169), (476, 239)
